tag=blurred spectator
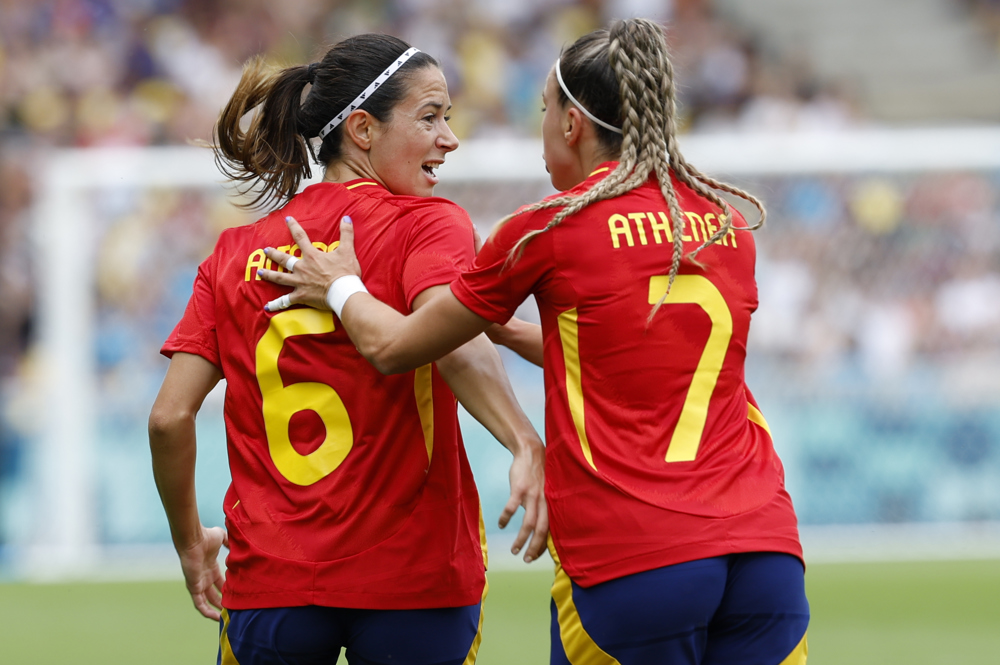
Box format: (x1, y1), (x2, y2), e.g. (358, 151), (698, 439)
(0, 0), (862, 150)
(0, 149), (33, 378)
(740, 167), (1000, 379)
(962, 0), (1000, 53)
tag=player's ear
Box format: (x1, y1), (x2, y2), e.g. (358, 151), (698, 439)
(342, 111), (376, 151)
(564, 107), (584, 147)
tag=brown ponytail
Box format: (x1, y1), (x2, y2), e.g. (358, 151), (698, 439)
(213, 57), (313, 211)
(212, 34), (439, 211)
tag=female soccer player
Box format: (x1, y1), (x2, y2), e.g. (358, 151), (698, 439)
(259, 19), (809, 665)
(148, 34), (547, 665)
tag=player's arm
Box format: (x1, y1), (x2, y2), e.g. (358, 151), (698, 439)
(413, 285), (548, 562)
(148, 352), (228, 620)
(486, 317), (544, 367)
(259, 216), (492, 374)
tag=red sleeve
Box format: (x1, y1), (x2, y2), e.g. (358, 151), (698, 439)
(400, 202), (476, 309)
(160, 253), (221, 370)
(451, 211), (552, 325)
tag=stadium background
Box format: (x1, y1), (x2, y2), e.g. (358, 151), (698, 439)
(1, 0), (999, 663)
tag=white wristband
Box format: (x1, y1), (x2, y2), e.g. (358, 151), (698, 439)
(325, 275), (369, 318)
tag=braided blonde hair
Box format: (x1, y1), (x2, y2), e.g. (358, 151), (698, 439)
(506, 19), (765, 316)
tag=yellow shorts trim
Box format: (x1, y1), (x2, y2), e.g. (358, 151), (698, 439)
(463, 575), (489, 665)
(219, 609), (241, 665)
(779, 631), (808, 665)
(549, 538), (622, 665)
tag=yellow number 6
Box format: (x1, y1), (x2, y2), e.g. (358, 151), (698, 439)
(255, 309), (354, 485)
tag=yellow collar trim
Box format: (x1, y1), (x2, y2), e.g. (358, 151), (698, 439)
(346, 181), (380, 190)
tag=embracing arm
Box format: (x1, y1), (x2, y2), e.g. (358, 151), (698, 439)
(413, 285), (548, 561)
(343, 285), (490, 374)
(148, 352), (228, 620)
(487, 317), (544, 368)
(259, 216), (493, 374)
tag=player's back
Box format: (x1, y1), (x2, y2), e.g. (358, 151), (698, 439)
(168, 180), (485, 608)
(514, 170), (776, 513)
(459, 165), (802, 584)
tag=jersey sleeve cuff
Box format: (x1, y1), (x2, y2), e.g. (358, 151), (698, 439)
(404, 270), (462, 311)
(450, 280), (513, 326)
(160, 339), (222, 371)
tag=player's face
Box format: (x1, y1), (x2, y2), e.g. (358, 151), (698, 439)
(368, 66), (458, 197)
(540, 70), (577, 191)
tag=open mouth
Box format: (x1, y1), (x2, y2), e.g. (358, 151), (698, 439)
(422, 162), (441, 180)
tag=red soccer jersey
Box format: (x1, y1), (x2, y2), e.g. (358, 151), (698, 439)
(163, 180), (486, 610)
(452, 164), (802, 587)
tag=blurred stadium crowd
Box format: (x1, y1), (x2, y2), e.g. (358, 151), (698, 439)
(0, 0), (861, 514)
(1, 0), (1000, 551)
(0, 0), (861, 150)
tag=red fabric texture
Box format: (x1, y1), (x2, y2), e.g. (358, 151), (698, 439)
(163, 181), (485, 609)
(452, 164), (802, 587)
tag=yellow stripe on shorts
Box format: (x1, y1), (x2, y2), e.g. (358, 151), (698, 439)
(463, 574), (489, 665)
(219, 609), (241, 665)
(549, 538), (621, 665)
(779, 631), (808, 665)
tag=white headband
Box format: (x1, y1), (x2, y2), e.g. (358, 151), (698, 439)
(554, 58), (623, 135)
(317, 47), (421, 140)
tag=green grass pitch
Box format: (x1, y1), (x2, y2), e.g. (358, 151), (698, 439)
(0, 560), (997, 664)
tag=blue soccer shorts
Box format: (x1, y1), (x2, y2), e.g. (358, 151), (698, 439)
(218, 600), (484, 665)
(550, 551), (809, 665)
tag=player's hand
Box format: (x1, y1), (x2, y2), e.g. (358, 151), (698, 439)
(499, 438), (548, 563)
(177, 525), (229, 621)
(484, 322), (511, 346)
(258, 216), (362, 312)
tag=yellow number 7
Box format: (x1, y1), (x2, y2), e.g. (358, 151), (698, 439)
(648, 275), (733, 462)
(558, 275), (733, 469)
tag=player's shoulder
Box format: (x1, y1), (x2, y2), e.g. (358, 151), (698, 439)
(391, 194), (470, 218)
(213, 217), (262, 252)
(495, 175), (597, 237)
(215, 182), (351, 242)
(213, 208), (280, 248)
(385, 194), (474, 230)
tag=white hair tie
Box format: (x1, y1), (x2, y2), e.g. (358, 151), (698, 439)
(318, 48), (421, 140)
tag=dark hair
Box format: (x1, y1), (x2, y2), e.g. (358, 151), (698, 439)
(555, 29), (623, 156)
(213, 34), (438, 210)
